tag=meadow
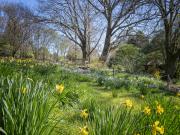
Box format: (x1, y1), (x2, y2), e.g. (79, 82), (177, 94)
(0, 58), (180, 135)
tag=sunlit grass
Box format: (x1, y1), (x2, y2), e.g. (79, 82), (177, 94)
(0, 58), (179, 135)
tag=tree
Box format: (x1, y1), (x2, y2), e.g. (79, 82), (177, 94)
(52, 36), (71, 62)
(40, 0), (103, 64)
(1, 3), (34, 57)
(148, 0), (180, 78)
(32, 27), (57, 61)
(88, 0), (154, 61)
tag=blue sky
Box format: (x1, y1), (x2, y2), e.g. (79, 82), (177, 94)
(0, 0), (38, 9)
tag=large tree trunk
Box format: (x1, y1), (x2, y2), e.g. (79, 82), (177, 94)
(100, 21), (112, 62)
(165, 53), (178, 78)
(81, 46), (88, 65)
(163, 22), (178, 79)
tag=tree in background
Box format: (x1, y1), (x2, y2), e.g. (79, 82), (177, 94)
(52, 36), (71, 62)
(1, 3), (34, 57)
(40, 0), (103, 64)
(32, 27), (57, 61)
(88, 0), (154, 62)
(148, 0), (180, 78)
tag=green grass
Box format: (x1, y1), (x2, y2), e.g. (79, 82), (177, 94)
(0, 58), (180, 135)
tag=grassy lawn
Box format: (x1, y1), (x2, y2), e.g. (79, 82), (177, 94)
(0, 58), (180, 135)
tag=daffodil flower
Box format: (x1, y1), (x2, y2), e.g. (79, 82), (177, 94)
(56, 84), (64, 94)
(143, 106), (151, 115)
(124, 99), (133, 108)
(80, 109), (89, 119)
(80, 126), (88, 135)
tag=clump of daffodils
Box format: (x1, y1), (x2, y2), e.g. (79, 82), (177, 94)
(56, 84), (64, 94)
(80, 126), (88, 135)
(80, 109), (89, 119)
(124, 99), (133, 108)
(143, 106), (151, 115)
(156, 104), (164, 115)
(152, 121), (164, 135)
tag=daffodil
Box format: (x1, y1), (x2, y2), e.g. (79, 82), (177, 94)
(154, 70), (160, 79)
(80, 109), (88, 119)
(143, 106), (151, 115)
(56, 84), (64, 94)
(80, 126), (88, 135)
(124, 99), (133, 108)
(152, 121), (164, 135)
(156, 104), (164, 115)
(21, 87), (27, 94)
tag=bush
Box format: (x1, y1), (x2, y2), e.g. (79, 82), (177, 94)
(108, 44), (146, 73)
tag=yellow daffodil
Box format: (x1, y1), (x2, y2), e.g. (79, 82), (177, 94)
(56, 84), (64, 94)
(154, 70), (160, 79)
(140, 95), (145, 99)
(80, 126), (88, 135)
(21, 87), (27, 94)
(124, 99), (133, 108)
(80, 109), (89, 119)
(143, 106), (151, 115)
(152, 121), (164, 135)
(156, 104), (164, 115)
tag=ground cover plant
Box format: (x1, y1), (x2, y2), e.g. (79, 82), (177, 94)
(0, 58), (180, 135)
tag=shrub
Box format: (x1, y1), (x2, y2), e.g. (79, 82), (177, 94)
(108, 44), (146, 73)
